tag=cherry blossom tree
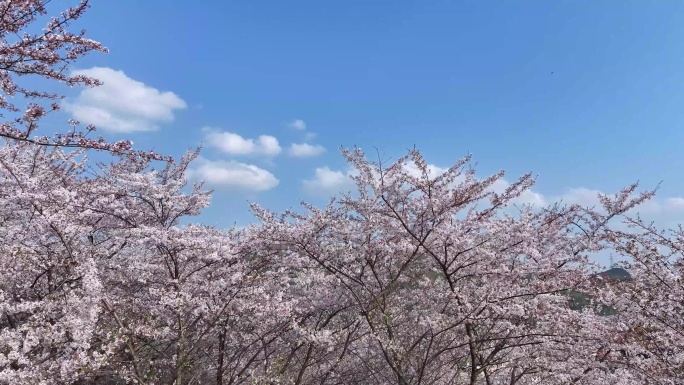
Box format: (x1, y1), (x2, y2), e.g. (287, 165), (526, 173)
(0, 139), (660, 385)
(0, 0), (166, 160)
(596, 217), (684, 384)
(0, 3), (294, 381)
(82, 151), (296, 384)
(0, 143), (298, 384)
(0, 1), (678, 384)
(0, 142), (116, 383)
(248, 148), (653, 385)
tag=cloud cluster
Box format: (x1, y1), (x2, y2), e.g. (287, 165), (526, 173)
(63, 67), (187, 133)
(195, 121), (323, 190)
(192, 129), (285, 191)
(203, 128), (282, 157)
(188, 157), (278, 192)
(286, 119), (326, 158)
(62, 68), (336, 193)
(301, 161), (684, 226)
(302, 167), (353, 193)
(288, 143), (326, 157)
(192, 118), (331, 190)
(63, 67), (282, 192)
(288, 119), (306, 130)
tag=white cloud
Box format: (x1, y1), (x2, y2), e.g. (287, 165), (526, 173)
(203, 128), (282, 157)
(512, 186), (684, 230)
(303, 167), (354, 193)
(543, 188), (684, 216)
(301, 158), (684, 227)
(301, 161), (684, 222)
(288, 119), (306, 130)
(302, 161), (447, 195)
(402, 162), (450, 179)
(620, 195), (684, 218)
(188, 157), (278, 191)
(63, 67), (187, 133)
(287, 118), (319, 142)
(289, 143), (326, 157)
(664, 197), (684, 210)
(302, 162), (545, 208)
(554, 187), (601, 208)
(403, 163), (546, 207)
(489, 178), (547, 207)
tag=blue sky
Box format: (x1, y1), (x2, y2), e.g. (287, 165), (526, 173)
(50, 1), (684, 249)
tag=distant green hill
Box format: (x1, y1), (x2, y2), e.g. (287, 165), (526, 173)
(599, 267), (631, 281)
(563, 267), (631, 315)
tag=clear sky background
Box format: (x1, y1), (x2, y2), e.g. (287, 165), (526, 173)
(46, 1), (684, 265)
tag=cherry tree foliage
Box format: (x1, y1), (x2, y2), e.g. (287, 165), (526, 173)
(0, 136), (669, 385)
(1, 1), (684, 384)
(0, 0), (166, 160)
(0, 142), (112, 383)
(0, 143), (296, 384)
(84, 151), (296, 384)
(594, 217), (684, 384)
(247, 148), (654, 385)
